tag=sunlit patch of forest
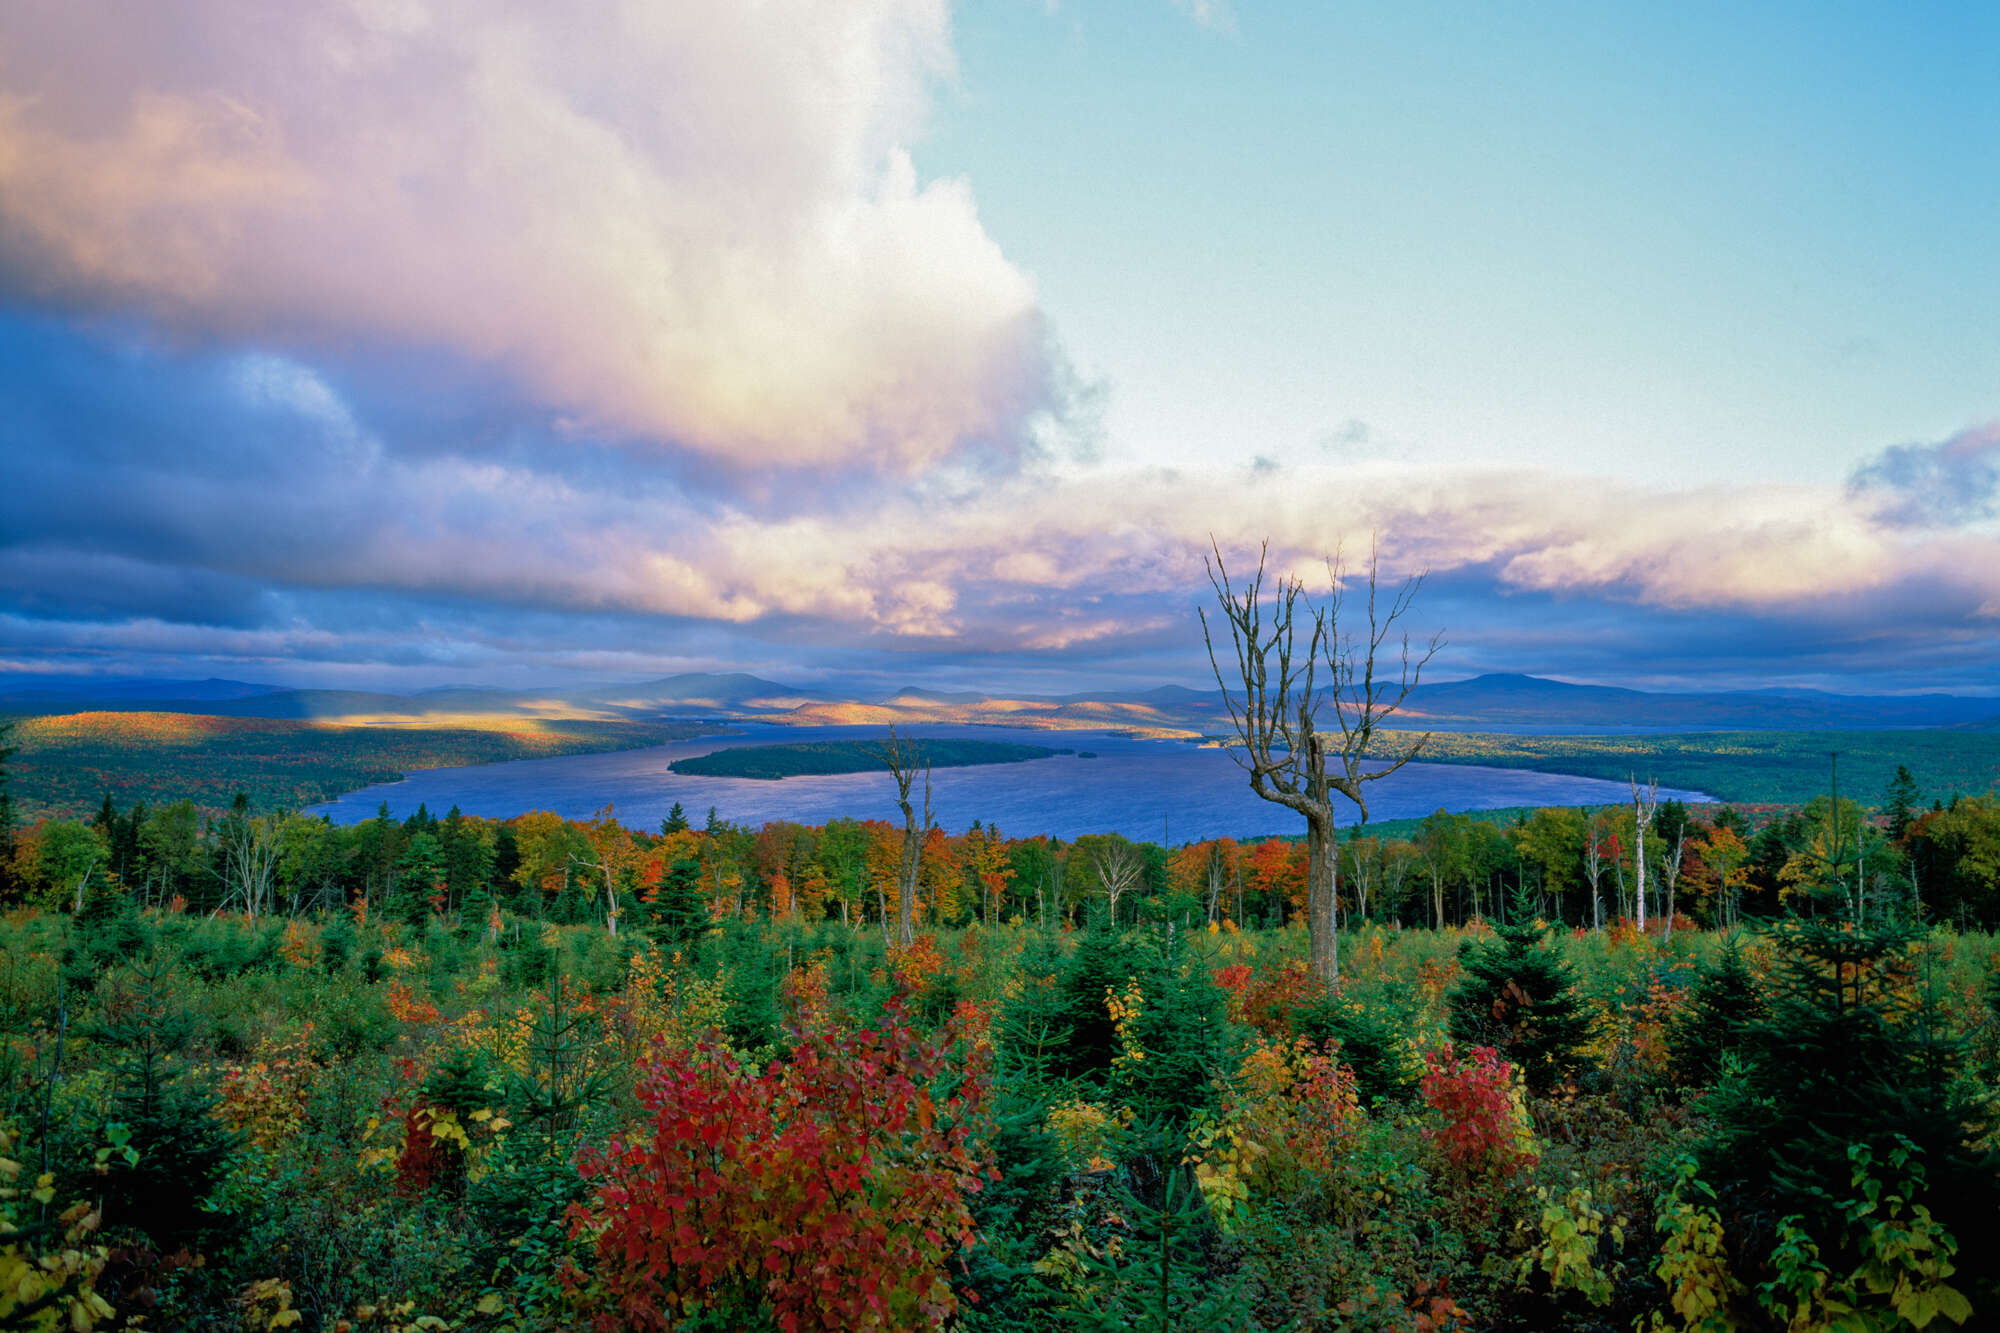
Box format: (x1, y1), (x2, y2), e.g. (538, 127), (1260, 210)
(1, 713), (710, 821)
(4, 742), (1998, 1330)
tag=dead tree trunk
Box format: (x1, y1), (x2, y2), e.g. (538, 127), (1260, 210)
(882, 727), (931, 948)
(1094, 841), (1145, 927)
(1203, 538), (1440, 986)
(1630, 775), (1658, 932)
(1661, 823), (1685, 939)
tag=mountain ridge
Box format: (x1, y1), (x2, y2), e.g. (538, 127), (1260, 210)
(5, 671), (1996, 735)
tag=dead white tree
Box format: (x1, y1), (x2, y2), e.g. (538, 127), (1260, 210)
(1583, 818), (1610, 932)
(568, 852), (621, 936)
(1659, 818), (1687, 940)
(1630, 775), (1659, 932)
(1203, 538), (1440, 984)
(1344, 836), (1377, 925)
(1093, 840), (1146, 927)
(219, 812), (282, 920)
(1204, 845), (1229, 924)
(882, 726), (933, 947)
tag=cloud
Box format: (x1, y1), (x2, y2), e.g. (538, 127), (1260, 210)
(1845, 422), (2000, 528)
(1170, 0), (1238, 36)
(0, 0), (1056, 472)
(6, 314), (2000, 693)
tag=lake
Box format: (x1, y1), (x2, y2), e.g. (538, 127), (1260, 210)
(308, 724), (1713, 840)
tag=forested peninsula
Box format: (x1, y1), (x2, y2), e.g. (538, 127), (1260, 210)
(668, 738), (1062, 780)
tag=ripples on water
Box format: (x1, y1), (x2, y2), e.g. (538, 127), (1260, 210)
(309, 724), (1713, 841)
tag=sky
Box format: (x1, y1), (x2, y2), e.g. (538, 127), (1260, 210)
(2, 0), (1997, 697)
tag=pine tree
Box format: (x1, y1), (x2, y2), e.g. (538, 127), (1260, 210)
(1700, 916), (2000, 1303)
(1109, 927), (1232, 1134)
(1663, 936), (1762, 1085)
(1054, 926), (1144, 1085)
(1884, 764), (1924, 845)
(470, 964), (603, 1319)
(89, 955), (238, 1254)
(1061, 1122), (1255, 1332)
(645, 854), (709, 948)
(1446, 888), (1593, 1093)
(1297, 990), (1421, 1104)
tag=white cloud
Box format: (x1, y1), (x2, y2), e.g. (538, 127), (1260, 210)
(0, 0), (1051, 470)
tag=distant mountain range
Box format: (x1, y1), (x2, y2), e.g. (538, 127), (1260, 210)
(4, 670), (1998, 735)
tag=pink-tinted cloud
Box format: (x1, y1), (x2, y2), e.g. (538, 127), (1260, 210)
(6, 313), (1997, 688)
(0, 0), (1052, 471)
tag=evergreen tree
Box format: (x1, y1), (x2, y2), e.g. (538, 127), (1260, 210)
(1700, 915), (2000, 1307)
(1060, 1122), (1255, 1332)
(1446, 889), (1593, 1093)
(1296, 990), (1421, 1104)
(549, 870), (593, 926)
(1884, 763), (1924, 845)
(492, 816), (524, 888)
(1109, 927), (1232, 1134)
(1053, 925), (1144, 1085)
(645, 854), (709, 948)
(1663, 936), (1762, 1085)
(89, 955), (239, 1254)
(470, 965), (604, 1320)
(661, 801), (690, 834)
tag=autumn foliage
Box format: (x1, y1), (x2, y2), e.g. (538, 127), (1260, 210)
(570, 1009), (992, 1332)
(1419, 1044), (1538, 1181)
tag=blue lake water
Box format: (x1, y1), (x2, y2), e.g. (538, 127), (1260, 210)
(308, 724), (1713, 840)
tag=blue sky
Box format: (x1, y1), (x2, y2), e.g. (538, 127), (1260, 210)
(1, 1), (1996, 696)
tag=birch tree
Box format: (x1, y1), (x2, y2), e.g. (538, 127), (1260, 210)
(1630, 775), (1659, 931)
(1089, 838), (1146, 927)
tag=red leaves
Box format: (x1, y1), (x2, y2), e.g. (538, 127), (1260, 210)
(1419, 1043), (1538, 1181)
(1215, 960), (1326, 1034)
(571, 1009), (991, 1331)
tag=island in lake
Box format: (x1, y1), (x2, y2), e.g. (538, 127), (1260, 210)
(667, 737), (1065, 780)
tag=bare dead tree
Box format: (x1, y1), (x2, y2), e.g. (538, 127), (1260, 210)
(1630, 775), (1659, 932)
(1317, 544), (1445, 827)
(882, 725), (933, 947)
(1344, 835), (1376, 924)
(1093, 839), (1146, 927)
(1202, 537), (1440, 983)
(1660, 817), (1687, 940)
(1204, 846), (1227, 924)
(569, 852), (621, 936)
(218, 812), (281, 921)
(1583, 816), (1610, 932)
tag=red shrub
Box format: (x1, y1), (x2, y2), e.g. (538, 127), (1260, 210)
(571, 1009), (992, 1332)
(1419, 1044), (1537, 1180)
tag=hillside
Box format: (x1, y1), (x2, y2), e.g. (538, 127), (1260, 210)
(9, 670), (1995, 735)
(3, 712), (712, 819)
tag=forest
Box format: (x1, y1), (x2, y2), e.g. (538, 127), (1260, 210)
(4, 731), (2000, 1330)
(1, 713), (703, 824)
(666, 739), (1062, 781)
